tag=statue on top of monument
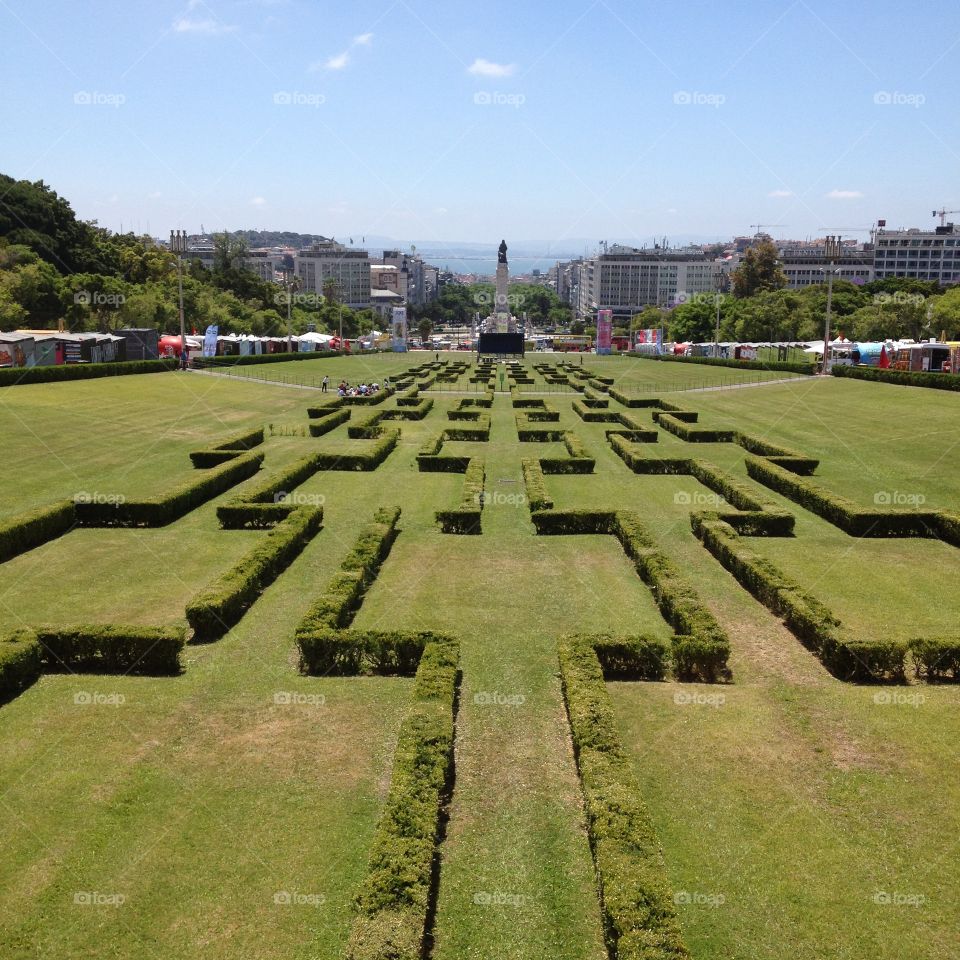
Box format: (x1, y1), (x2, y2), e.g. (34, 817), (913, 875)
(498, 239), (507, 264)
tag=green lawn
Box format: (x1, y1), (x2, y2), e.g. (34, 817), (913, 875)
(1, 356), (958, 959)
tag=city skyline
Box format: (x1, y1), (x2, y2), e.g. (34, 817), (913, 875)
(1, 0), (958, 246)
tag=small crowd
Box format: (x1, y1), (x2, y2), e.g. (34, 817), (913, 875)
(336, 378), (387, 398)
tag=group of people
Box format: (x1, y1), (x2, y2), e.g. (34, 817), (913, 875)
(319, 374), (391, 395)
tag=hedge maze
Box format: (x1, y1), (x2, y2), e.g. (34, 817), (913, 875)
(2, 355), (958, 960)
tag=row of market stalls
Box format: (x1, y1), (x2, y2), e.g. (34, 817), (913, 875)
(0, 329), (159, 368)
(0, 327), (388, 368)
(644, 337), (960, 373)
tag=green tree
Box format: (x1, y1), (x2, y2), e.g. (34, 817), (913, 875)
(731, 240), (787, 298)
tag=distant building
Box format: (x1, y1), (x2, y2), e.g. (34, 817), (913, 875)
(872, 222), (960, 285)
(294, 240), (371, 309)
(576, 245), (726, 320)
(777, 237), (874, 288)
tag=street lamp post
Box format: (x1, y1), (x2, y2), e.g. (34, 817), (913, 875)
(819, 236), (844, 376)
(169, 230), (187, 369)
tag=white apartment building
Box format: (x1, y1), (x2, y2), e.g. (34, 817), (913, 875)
(872, 223), (960, 285)
(294, 240), (371, 309)
(577, 245), (725, 320)
(777, 239), (874, 288)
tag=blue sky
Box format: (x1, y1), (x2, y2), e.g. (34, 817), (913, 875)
(1, 0), (958, 249)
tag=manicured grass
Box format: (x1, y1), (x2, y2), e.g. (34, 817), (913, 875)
(1, 362), (958, 959)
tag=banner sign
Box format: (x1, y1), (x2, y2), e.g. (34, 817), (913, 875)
(635, 327), (663, 354)
(203, 325), (219, 358)
(391, 307), (408, 352)
(596, 309), (613, 354)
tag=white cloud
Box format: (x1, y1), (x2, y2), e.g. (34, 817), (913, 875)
(148, 190), (162, 199)
(250, 196), (267, 206)
(826, 189), (863, 199)
(434, 206), (449, 215)
(325, 51), (350, 70)
(314, 32), (373, 71)
(173, 17), (237, 34)
(468, 58), (515, 78)
(768, 189), (792, 197)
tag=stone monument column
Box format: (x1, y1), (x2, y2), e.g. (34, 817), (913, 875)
(495, 239), (510, 332)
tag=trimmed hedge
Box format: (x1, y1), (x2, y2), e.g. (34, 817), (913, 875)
(436, 458), (484, 534)
(316, 429), (400, 471)
(307, 401), (346, 419)
(910, 637), (960, 682)
(189, 427), (265, 467)
(296, 507), (401, 646)
(309, 408), (351, 436)
(298, 629), (436, 676)
(73, 451), (263, 527)
(346, 637), (459, 960)
(530, 509), (730, 681)
(341, 387), (396, 406)
(0, 499), (75, 564)
(627, 352), (815, 375)
(691, 513), (907, 682)
(832, 364), (960, 392)
(583, 633), (670, 681)
(0, 358), (177, 388)
(521, 458), (553, 511)
(0, 629), (43, 702)
(735, 433), (819, 474)
(186, 506), (323, 640)
(558, 635), (691, 960)
(193, 350), (346, 368)
(609, 388), (665, 408)
(36, 624), (185, 674)
(658, 414), (735, 443)
(745, 455), (956, 542)
(383, 398), (433, 420)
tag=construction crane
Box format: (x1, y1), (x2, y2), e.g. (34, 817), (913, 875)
(749, 223), (786, 233)
(932, 208), (960, 227)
